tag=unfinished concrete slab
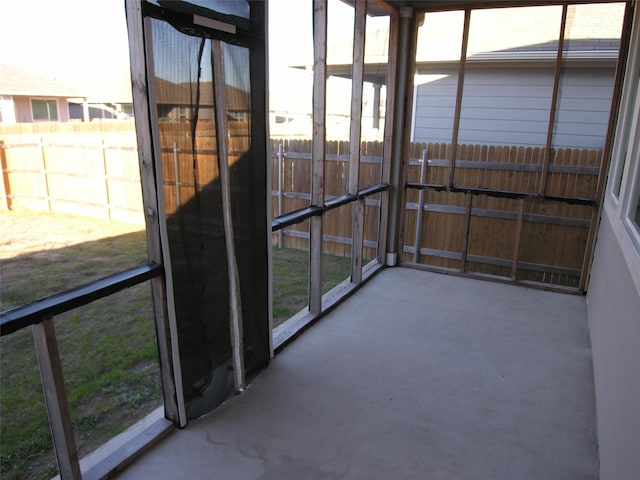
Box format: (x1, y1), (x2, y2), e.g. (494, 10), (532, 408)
(117, 267), (597, 480)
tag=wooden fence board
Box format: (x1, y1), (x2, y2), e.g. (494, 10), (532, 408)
(1, 124), (602, 291)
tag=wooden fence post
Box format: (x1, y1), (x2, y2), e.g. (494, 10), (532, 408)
(101, 139), (112, 221)
(277, 143), (283, 248)
(0, 141), (11, 210)
(40, 137), (51, 211)
(512, 198), (525, 281)
(173, 142), (182, 209)
(413, 148), (428, 263)
(460, 193), (473, 272)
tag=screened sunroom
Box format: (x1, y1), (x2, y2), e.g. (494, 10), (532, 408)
(1, 0), (639, 479)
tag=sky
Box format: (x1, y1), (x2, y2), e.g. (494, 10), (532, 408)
(0, 0), (132, 100)
(0, 0), (382, 118)
(0, 0), (318, 102)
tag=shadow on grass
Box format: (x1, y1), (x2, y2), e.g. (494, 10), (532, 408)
(0, 212), (353, 480)
(0, 220), (160, 480)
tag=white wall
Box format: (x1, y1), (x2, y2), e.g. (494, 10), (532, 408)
(412, 66), (615, 149)
(0, 95), (16, 123)
(587, 207), (640, 480)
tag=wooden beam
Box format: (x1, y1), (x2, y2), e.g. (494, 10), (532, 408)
(39, 137), (51, 211)
(0, 140), (11, 210)
(413, 148), (429, 263)
(33, 318), (82, 480)
(310, 0), (327, 314)
(447, 8), (471, 188)
(539, 4), (567, 196)
(125, 0), (184, 426)
(377, 11), (398, 264)
(350, 0), (367, 284)
(512, 198), (524, 280)
(580, 1), (637, 293)
(460, 193), (473, 272)
(351, 200), (365, 284)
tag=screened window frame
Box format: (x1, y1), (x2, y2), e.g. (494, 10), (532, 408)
(399, 1), (632, 293)
(605, 1), (640, 251)
(272, 0), (396, 349)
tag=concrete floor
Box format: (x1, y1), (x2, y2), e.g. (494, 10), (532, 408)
(117, 267), (598, 480)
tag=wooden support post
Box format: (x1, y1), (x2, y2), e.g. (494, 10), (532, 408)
(539, 4), (567, 196)
(101, 140), (112, 221)
(580, 5), (636, 293)
(372, 84), (381, 129)
(277, 143), (284, 248)
(447, 9), (471, 189)
(378, 12), (399, 265)
(309, 0), (327, 315)
(32, 318), (82, 480)
(512, 198), (525, 281)
(173, 142), (182, 210)
(386, 7), (418, 266)
(213, 39), (245, 392)
(460, 193), (473, 272)
(125, 0), (185, 426)
(349, 0), (366, 284)
(0, 141), (11, 210)
(40, 137), (51, 211)
(413, 149), (428, 264)
(598, 3), (636, 200)
(579, 208), (599, 292)
(351, 199), (365, 284)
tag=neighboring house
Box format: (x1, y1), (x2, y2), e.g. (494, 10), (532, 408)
(0, 64), (134, 123)
(68, 102), (133, 121)
(411, 4), (625, 149)
(324, 3), (625, 150)
(153, 77), (250, 123)
(0, 64), (87, 123)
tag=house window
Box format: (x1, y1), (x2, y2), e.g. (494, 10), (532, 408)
(31, 99), (58, 121)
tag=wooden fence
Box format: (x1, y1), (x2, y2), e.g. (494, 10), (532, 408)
(0, 123), (144, 224)
(1, 123), (601, 291)
(270, 138), (384, 261)
(271, 139), (602, 291)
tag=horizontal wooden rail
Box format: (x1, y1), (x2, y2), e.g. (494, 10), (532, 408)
(407, 158), (600, 176)
(404, 201), (591, 228)
(405, 182), (595, 206)
(282, 229), (378, 250)
(270, 151), (384, 164)
(0, 262), (163, 336)
(402, 246), (582, 278)
(1, 143), (137, 152)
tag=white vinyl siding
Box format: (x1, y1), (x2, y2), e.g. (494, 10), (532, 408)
(413, 67), (615, 149)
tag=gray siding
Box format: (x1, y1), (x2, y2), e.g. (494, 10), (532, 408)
(413, 67), (615, 149)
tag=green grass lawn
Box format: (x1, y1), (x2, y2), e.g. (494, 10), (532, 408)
(0, 211), (159, 480)
(1, 211), (353, 480)
(271, 247), (352, 325)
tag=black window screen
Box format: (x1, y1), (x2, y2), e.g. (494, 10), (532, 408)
(146, 2), (269, 420)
